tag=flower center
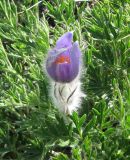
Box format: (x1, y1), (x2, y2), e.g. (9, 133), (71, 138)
(55, 55), (70, 64)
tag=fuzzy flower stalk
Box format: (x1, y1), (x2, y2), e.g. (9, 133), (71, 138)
(45, 32), (84, 115)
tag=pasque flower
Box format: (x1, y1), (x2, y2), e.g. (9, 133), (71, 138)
(45, 32), (85, 115)
(46, 32), (81, 82)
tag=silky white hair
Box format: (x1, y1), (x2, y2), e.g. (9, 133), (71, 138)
(49, 77), (85, 115)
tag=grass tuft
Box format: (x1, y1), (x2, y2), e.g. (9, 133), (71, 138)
(0, 0), (130, 159)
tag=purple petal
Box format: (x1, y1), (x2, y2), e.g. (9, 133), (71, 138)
(70, 41), (81, 61)
(46, 60), (57, 81)
(69, 41), (81, 75)
(56, 32), (73, 49)
(55, 63), (72, 82)
(46, 50), (72, 82)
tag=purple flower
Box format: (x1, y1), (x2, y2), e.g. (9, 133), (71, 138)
(46, 32), (81, 83)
